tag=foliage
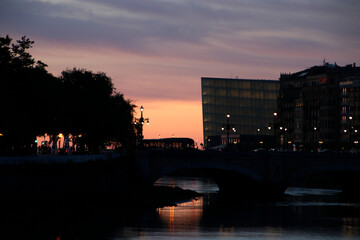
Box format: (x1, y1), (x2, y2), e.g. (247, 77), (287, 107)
(0, 35), (135, 155)
(59, 68), (136, 152)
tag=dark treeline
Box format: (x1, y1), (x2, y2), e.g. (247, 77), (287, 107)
(0, 35), (136, 155)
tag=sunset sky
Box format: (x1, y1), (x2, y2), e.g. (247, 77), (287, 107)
(1, 0), (360, 145)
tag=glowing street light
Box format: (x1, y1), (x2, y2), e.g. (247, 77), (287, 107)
(349, 116), (353, 150)
(221, 113), (235, 146)
(273, 111), (278, 149)
(134, 105), (150, 145)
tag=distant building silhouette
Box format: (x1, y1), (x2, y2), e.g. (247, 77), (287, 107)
(201, 77), (279, 149)
(278, 62), (360, 151)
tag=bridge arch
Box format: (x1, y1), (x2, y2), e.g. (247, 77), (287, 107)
(149, 162), (264, 186)
(147, 161), (287, 199)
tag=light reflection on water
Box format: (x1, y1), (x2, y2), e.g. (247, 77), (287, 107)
(4, 177), (360, 239)
(285, 187), (342, 196)
(147, 177), (360, 240)
(154, 177), (219, 194)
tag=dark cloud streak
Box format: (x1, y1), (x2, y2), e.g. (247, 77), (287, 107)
(1, 0), (359, 101)
(2, 0), (359, 55)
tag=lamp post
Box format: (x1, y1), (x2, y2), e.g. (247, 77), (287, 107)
(273, 112), (277, 149)
(221, 113), (235, 146)
(279, 126), (284, 151)
(226, 113), (230, 145)
(282, 127), (288, 151)
(134, 105), (150, 145)
(349, 116), (353, 150)
(313, 126), (317, 151)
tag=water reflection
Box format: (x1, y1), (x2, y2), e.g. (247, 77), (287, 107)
(153, 177), (360, 240)
(157, 198), (203, 231)
(2, 177), (360, 239)
(154, 177), (219, 193)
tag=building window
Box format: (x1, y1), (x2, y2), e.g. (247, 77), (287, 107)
(342, 116), (347, 123)
(342, 106), (347, 114)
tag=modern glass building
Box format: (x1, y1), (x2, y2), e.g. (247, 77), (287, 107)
(201, 77), (279, 148)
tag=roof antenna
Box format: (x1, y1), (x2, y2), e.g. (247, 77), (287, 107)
(323, 58), (326, 66)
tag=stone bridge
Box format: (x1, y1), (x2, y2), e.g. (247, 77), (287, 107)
(134, 151), (360, 199)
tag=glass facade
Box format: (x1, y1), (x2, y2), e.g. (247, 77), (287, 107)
(202, 77), (279, 148)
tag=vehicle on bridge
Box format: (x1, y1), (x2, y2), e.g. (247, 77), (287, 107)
(142, 138), (195, 150)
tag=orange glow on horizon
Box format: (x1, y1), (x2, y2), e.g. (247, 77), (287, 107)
(135, 100), (203, 146)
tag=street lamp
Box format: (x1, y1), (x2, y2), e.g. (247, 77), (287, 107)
(349, 116), (353, 150)
(134, 105), (150, 145)
(313, 126), (318, 151)
(226, 113), (231, 145)
(273, 112), (277, 149)
(221, 113), (235, 146)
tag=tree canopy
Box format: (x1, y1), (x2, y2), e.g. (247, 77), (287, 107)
(0, 35), (135, 155)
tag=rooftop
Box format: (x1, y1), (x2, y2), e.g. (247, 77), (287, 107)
(281, 62), (360, 81)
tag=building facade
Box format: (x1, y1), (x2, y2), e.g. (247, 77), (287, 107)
(201, 77), (279, 149)
(339, 67), (360, 149)
(278, 63), (360, 151)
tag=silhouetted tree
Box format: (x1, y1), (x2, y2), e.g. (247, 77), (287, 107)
(0, 35), (58, 154)
(0, 35), (135, 155)
(59, 68), (135, 153)
(106, 92), (136, 149)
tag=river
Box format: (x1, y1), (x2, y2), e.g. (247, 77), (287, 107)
(2, 176), (360, 239)
(124, 177), (360, 240)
